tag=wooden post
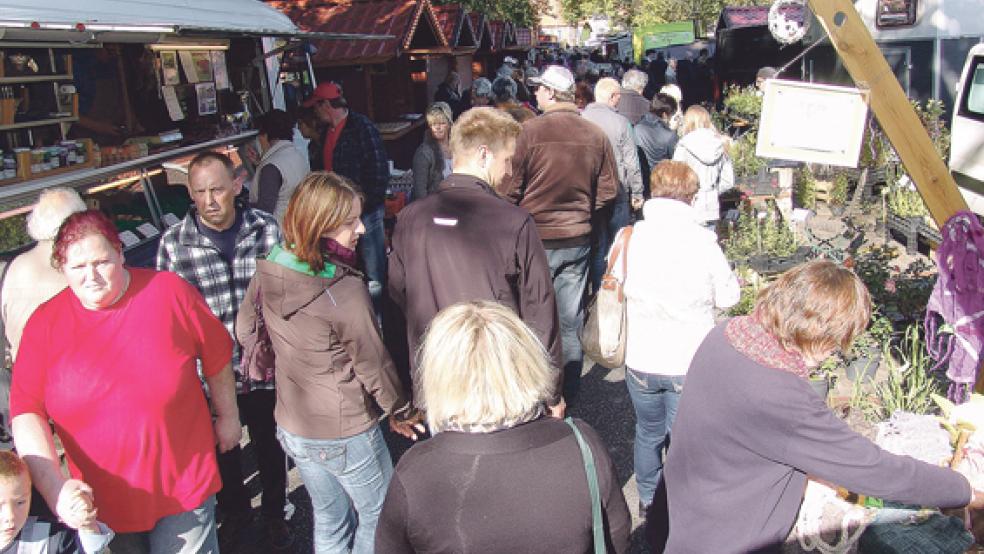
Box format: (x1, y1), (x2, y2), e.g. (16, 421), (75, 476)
(806, 0), (968, 227)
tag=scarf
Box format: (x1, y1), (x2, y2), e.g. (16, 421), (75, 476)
(323, 237), (357, 267)
(725, 315), (811, 379)
(267, 244), (336, 278)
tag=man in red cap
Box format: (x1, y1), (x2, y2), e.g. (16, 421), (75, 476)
(303, 82), (391, 316)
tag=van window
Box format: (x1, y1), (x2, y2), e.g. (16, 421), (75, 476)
(961, 57), (984, 122)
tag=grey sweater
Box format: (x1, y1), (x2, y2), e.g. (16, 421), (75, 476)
(653, 322), (972, 553)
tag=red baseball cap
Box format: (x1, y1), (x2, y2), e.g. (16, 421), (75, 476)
(302, 82), (342, 107)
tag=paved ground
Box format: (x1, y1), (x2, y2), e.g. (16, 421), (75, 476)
(233, 359), (650, 553)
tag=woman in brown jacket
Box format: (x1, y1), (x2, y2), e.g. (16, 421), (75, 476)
(237, 172), (421, 554)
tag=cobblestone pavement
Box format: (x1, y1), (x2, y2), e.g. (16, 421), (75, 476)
(234, 359), (649, 553)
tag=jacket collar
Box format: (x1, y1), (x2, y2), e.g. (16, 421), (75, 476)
(641, 197), (700, 224)
(542, 102), (579, 115)
(177, 204), (264, 250)
(583, 102), (616, 115)
(435, 173), (498, 196)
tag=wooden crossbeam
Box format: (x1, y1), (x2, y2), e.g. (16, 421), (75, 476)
(806, 0), (968, 227)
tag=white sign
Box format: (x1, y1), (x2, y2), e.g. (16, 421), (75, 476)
(756, 80), (869, 168)
(137, 223), (160, 238)
(118, 231), (141, 248)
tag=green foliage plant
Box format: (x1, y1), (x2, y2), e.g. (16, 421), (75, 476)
(867, 324), (945, 421)
(0, 214), (30, 253)
(795, 166), (817, 210)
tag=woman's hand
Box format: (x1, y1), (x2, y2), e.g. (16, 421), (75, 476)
(389, 414), (426, 442)
(547, 397), (567, 419)
(213, 414), (243, 453)
(56, 480), (97, 529)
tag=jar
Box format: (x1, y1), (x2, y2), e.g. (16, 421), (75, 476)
(2, 151), (15, 180)
(76, 142), (86, 165)
(48, 147), (60, 169)
(64, 141), (77, 164)
(41, 149), (52, 172)
(30, 149), (43, 174)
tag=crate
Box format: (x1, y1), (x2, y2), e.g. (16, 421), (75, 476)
(886, 213), (922, 254)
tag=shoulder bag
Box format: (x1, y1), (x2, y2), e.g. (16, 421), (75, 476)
(239, 283), (275, 391)
(580, 226), (632, 368)
(566, 417), (606, 554)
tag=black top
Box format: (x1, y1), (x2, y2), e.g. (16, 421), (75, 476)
(255, 165), (283, 216)
(375, 416), (631, 553)
(197, 208), (243, 265)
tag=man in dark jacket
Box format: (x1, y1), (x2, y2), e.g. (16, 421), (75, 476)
(501, 65), (618, 402)
(389, 108), (565, 415)
(635, 93), (679, 177)
(304, 82), (390, 317)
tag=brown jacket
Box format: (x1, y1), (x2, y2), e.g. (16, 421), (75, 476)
(237, 257), (409, 440)
(388, 174), (563, 406)
(501, 102), (619, 243)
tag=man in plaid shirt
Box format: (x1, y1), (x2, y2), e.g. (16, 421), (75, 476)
(156, 151), (290, 550)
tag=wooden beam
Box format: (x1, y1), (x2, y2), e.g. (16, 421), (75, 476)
(807, 0), (967, 227)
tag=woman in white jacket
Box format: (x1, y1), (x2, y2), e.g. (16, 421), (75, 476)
(610, 161), (740, 513)
(672, 106), (734, 228)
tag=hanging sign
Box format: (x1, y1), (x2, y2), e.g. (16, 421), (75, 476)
(756, 79), (869, 167)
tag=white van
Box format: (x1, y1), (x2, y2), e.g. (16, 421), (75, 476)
(951, 43), (984, 214)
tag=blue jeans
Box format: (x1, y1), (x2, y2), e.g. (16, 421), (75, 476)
(590, 188), (631, 293)
(359, 204), (387, 321)
(626, 369), (684, 507)
(277, 425), (393, 554)
(109, 496), (218, 554)
(545, 245), (590, 402)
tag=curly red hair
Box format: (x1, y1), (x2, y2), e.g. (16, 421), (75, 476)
(52, 210), (122, 270)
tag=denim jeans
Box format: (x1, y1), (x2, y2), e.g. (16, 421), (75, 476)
(626, 369), (685, 508)
(109, 496), (218, 554)
(277, 425), (393, 554)
(545, 245), (590, 402)
(359, 204), (387, 321)
(590, 187), (631, 293)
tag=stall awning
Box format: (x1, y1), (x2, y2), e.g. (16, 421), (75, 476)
(0, 0), (302, 42)
(269, 0), (448, 67)
(469, 12), (493, 52)
(433, 4), (477, 51)
(718, 5), (804, 30)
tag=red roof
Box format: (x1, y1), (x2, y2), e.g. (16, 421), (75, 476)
(513, 27), (533, 50)
(719, 5), (804, 30)
(268, 0), (447, 66)
(432, 3), (476, 48)
(488, 19), (509, 51)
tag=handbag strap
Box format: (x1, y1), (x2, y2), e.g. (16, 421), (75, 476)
(604, 225), (633, 303)
(0, 259), (12, 367)
(565, 417), (605, 554)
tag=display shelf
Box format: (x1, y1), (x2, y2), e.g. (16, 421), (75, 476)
(0, 115), (78, 131)
(0, 73), (72, 84)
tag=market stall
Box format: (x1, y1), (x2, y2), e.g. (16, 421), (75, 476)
(432, 3), (479, 99)
(468, 13), (495, 80)
(0, 0), (304, 264)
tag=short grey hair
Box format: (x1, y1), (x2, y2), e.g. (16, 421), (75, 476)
(26, 187), (87, 241)
(491, 76), (518, 103)
(472, 77), (492, 98)
(622, 69), (648, 93)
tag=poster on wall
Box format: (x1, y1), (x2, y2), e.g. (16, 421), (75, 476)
(160, 51), (180, 85)
(632, 21), (695, 63)
(210, 51), (230, 90)
(196, 82), (218, 115)
(757, 80), (869, 167)
(162, 86), (184, 121)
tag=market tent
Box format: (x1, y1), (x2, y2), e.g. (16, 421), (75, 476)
(433, 3), (478, 51)
(488, 20), (517, 52)
(270, 0), (449, 67)
(0, 0), (299, 40)
(715, 4), (805, 84)
(469, 12), (493, 52)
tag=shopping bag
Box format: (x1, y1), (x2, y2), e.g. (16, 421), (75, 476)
(580, 226), (632, 368)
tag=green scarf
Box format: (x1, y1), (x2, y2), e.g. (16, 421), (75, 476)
(267, 244), (336, 278)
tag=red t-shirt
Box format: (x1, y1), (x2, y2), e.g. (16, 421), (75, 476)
(322, 115), (347, 172)
(11, 269), (231, 533)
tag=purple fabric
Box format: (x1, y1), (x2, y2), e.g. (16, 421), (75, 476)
(924, 211), (984, 401)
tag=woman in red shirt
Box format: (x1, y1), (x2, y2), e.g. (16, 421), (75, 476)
(10, 210), (240, 554)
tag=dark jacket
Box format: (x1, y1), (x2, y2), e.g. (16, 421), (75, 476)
(410, 140), (446, 202)
(616, 88), (650, 125)
(237, 256), (410, 440)
(388, 174), (563, 405)
(635, 115), (678, 171)
(651, 322), (973, 553)
(376, 416), (631, 553)
(501, 103), (619, 244)
(326, 111), (390, 213)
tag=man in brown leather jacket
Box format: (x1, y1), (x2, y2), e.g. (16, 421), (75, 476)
(389, 108), (565, 416)
(500, 65), (619, 401)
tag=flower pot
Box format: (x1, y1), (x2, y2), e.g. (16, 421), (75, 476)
(808, 376), (830, 399)
(846, 348), (882, 382)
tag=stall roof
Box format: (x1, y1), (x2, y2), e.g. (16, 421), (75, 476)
(488, 20), (517, 51)
(433, 4), (477, 50)
(513, 27), (533, 51)
(0, 0), (302, 40)
(269, 0), (448, 67)
(718, 5), (804, 30)
(468, 12), (493, 51)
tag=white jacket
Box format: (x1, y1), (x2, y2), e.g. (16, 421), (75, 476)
(251, 140), (310, 224)
(673, 128), (735, 223)
(610, 198), (740, 376)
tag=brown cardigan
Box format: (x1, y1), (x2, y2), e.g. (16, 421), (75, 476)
(237, 258), (410, 440)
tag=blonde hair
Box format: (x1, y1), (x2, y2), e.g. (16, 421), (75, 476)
(419, 301), (556, 429)
(449, 107), (521, 161)
(650, 160), (699, 203)
(593, 77), (621, 104)
(282, 172), (363, 273)
(425, 102), (452, 128)
(27, 187), (86, 241)
(680, 105), (715, 136)
(754, 260), (871, 362)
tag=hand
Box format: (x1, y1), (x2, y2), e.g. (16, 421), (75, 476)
(243, 144), (260, 165)
(389, 414), (426, 441)
(56, 480), (97, 530)
(631, 197), (644, 211)
(213, 414), (243, 453)
(547, 398), (567, 419)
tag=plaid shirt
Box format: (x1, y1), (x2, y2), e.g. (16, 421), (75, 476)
(329, 110), (390, 212)
(156, 205), (280, 392)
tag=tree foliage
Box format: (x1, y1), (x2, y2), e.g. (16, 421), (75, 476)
(560, 0), (772, 30)
(434, 0), (548, 27)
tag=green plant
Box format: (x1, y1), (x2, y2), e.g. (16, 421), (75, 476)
(730, 131), (766, 179)
(727, 285), (758, 316)
(795, 166), (817, 210)
(0, 215), (30, 253)
(722, 85), (762, 120)
(852, 245), (936, 325)
(867, 324), (945, 421)
(829, 172), (849, 206)
(724, 201), (799, 261)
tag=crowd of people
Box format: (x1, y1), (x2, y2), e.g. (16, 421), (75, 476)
(1, 50), (984, 554)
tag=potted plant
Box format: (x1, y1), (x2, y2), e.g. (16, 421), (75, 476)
(845, 309), (893, 382)
(810, 356), (839, 400)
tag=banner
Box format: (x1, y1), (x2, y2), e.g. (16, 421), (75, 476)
(633, 21), (695, 62)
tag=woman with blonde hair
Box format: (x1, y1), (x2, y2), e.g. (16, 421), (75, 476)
(375, 301), (631, 553)
(672, 105), (734, 228)
(411, 102), (453, 201)
(650, 260), (984, 553)
(237, 172), (421, 553)
(610, 161), (739, 514)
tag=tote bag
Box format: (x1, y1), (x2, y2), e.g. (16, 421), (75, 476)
(580, 226), (632, 368)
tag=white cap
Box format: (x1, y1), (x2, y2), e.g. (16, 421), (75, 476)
(529, 65), (575, 93)
(504, 56), (518, 65)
